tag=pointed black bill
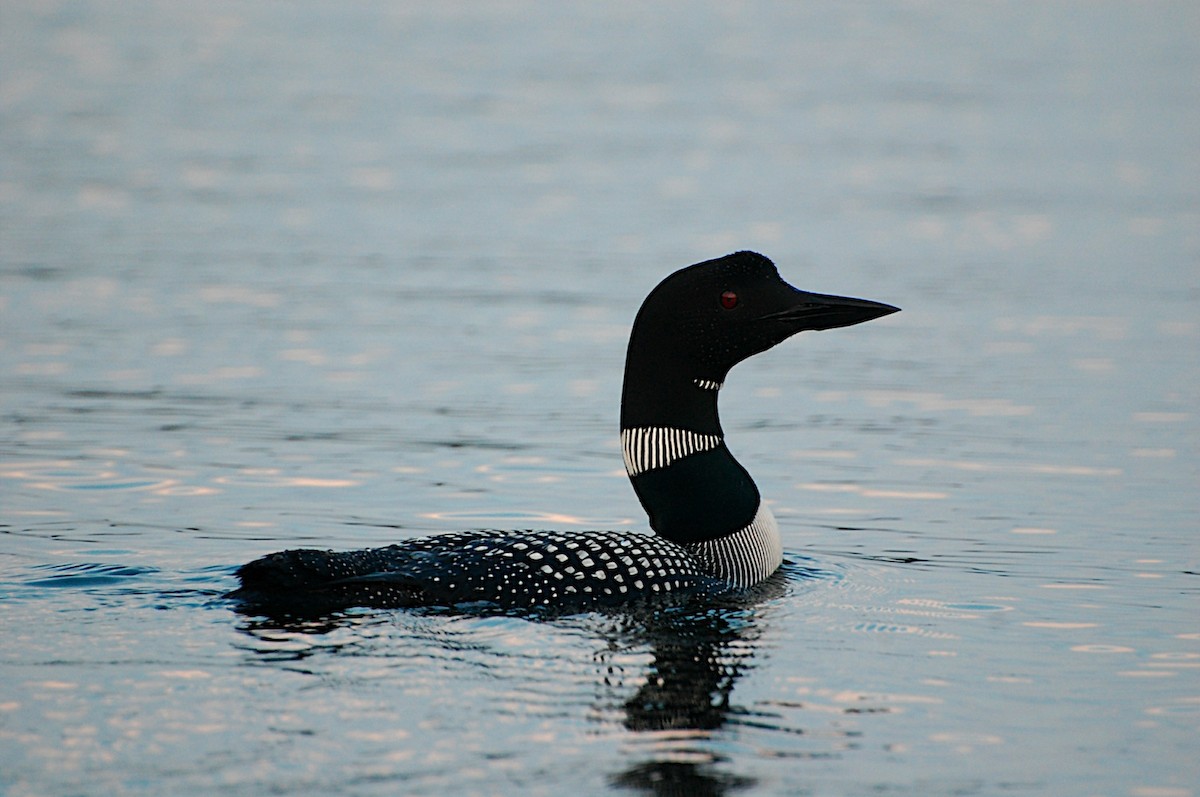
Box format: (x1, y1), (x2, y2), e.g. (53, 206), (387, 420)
(759, 289), (900, 332)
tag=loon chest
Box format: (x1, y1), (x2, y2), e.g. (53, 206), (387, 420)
(621, 425), (784, 587)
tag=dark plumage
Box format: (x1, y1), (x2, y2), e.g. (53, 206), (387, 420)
(233, 530), (728, 612)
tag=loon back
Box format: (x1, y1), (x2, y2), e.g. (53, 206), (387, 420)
(230, 251), (898, 612)
(233, 529), (732, 612)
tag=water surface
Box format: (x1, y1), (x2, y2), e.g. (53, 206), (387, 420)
(2, 2), (1198, 795)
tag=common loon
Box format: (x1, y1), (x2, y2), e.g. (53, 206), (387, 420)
(230, 251), (898, 612)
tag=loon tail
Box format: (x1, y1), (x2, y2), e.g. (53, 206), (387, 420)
(229, 547), (426, 610)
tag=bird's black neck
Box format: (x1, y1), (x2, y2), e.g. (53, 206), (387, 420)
(620, 355), (760, 546)
(619, 344), (725, 432)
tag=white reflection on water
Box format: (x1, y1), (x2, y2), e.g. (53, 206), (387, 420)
(820, 389), (1036, 417)
(897, 457), (1123, 477)
(422, 509), (638, 527)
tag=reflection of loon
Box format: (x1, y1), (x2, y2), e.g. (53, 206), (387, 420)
(230, 251), (897, 611)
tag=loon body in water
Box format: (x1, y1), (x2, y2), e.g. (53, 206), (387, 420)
(231, 251), (898, 612)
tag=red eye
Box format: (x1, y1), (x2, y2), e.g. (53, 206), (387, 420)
(720, 291), (738, 310)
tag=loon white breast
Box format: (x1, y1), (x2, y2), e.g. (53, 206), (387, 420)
(230, 251), (898, 612)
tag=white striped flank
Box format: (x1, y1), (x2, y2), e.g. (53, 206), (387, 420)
(693, 378), (723, 391)
(621, 427), (723, 476)
(686, 502), (783, 587)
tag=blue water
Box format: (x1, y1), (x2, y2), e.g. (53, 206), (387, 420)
(2, 2), (1198, 795)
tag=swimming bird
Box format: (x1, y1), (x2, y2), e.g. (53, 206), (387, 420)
(230, 251), (898, 612)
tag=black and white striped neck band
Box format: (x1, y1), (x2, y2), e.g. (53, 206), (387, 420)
(620, 426), (723, 476)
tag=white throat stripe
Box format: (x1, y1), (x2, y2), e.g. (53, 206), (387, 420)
(621, 427), (722, 476)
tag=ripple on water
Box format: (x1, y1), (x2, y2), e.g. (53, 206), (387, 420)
(228, 577), (841, 768)
(0, 460), (177, 493)
(3, 556), (231, 615)
(24, 562), (158, 588)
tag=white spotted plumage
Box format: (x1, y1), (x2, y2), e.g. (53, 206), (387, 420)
(268, 528), (723, 609)
(251, 501), (786, 610)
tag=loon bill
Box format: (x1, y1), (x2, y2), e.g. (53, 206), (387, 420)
(229, 251), (899, 612)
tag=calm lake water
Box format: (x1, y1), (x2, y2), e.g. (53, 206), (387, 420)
(2, 2), (1198, 795)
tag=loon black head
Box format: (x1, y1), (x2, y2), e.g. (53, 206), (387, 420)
(619, 251), (898, 571)
(620, 250), (899, 430)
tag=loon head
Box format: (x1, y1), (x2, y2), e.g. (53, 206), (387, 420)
(619, 251), (898, 571)
(621, 250), (899, 429)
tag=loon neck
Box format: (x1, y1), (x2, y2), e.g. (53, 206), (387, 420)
(620, 372), (762, 546)
(619, 359), (726, 434)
